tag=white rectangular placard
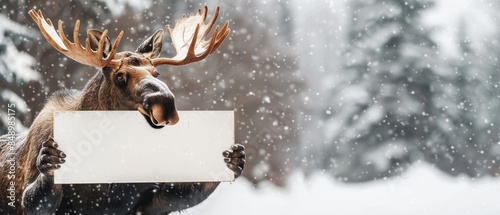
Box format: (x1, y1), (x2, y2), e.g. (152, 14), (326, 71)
(53, 111), (234, 184)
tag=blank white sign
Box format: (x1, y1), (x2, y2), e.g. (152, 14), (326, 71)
(53, 111), (235, 184)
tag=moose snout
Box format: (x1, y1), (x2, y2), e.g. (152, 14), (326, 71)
(136, 79), (179, 127)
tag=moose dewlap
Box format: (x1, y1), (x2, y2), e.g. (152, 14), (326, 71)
(53, 111), (235, 184)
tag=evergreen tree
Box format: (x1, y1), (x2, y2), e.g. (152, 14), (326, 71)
(444, 18), (500, 177)
(323, 0), (437, 182)
(0, 14), (40, 134)
(430, 20), (484, 176)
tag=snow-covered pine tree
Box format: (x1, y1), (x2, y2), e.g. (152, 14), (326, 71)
(0, 14), (40, 134)
(430, 20), (483, 177)
(323, 0), (437, 182)
(435, 19), (500, 178)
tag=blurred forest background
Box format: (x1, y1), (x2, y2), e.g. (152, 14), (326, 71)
(1, 0), (500, 187)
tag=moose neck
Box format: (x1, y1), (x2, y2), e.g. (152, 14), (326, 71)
(76, 70), (127, 111)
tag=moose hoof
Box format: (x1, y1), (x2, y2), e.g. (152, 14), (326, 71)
(223, 144), (246, 179)
(36, 138), (66, 177)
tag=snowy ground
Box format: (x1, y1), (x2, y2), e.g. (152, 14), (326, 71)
(173, 163), (500, 215)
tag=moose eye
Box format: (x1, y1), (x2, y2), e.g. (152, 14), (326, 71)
(115, 73), (127, 87)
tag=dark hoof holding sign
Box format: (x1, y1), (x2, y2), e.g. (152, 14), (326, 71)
(37, 138), (66, 177)
(223, 144), (246, 179)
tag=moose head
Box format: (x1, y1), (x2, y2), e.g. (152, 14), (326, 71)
(28, 7), (230, 127)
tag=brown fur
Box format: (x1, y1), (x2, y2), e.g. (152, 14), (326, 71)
(0, 89), (79, 214)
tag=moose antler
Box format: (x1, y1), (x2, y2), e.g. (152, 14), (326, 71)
(152, 6), (230, 66)
(28, 9), (123, 68)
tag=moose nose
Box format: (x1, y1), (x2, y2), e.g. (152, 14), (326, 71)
(140, 92), (179, 126)
(137, 79), (179, 127)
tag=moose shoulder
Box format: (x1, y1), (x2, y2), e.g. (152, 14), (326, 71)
(0, 7), (245, 215)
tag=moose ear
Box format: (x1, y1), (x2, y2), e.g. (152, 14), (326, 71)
(87, 29), (112, 58)
(136, 29), (164, 59)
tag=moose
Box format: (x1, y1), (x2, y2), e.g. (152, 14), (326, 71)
(0, 6), (245, 215)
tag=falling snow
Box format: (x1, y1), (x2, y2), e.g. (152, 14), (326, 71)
(2, 0), (500, 214)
